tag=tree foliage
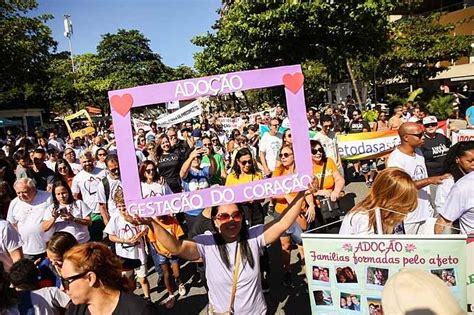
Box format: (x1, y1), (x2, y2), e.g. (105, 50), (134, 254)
(0, 0), (56, 104)
(377, 13), (473, 86)
(192, 1), (395, 105)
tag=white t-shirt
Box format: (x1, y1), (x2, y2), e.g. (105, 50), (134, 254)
(140, 181), (173, 198)
(96, 174), (122, 218)
(434, 176), (455, 214)
(439, 171), (474, 234)
(387, 148), (433, 223)
(0, 220), (23, 271)
(45, 160), (56, 172)
(48, 138), (65, 152)
(43, 200), (92, 244)
(71, 168), (106, 214)
(69, 161), (83, 175)
(7, 287), (70, 315)
(339, 212), (374, 235)
(7, 191), (53, 255)
(104, 215), (147, 264)
(259, 132), (282, 172)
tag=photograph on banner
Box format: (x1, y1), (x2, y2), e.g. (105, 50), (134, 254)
(108, 65), (313, 217)
(302, 235), (468, 314)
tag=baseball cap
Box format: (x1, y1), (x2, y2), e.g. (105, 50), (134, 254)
(422, 116), (438, 125)
(382, 268), (464, 315)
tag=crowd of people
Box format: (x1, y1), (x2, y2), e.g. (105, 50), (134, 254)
(0, 98), (473, 314)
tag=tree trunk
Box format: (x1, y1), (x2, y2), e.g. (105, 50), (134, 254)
(346, 58), (363, 108)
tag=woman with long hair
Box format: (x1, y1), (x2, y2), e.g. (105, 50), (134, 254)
(272, 144), (316, 286)
(339, 167), (418, 234)
(139, 160), (172, 198)
(54, 158), (75, 187)
(94, 148), (107, 169)
(434, 141), (474, 214)
(46, 231), (78, 287)
(282, 128), (292, 146)
(310, 139), (345, 226)
(42, 180), (92, 244)
(144, 142), (158, 164)
(156, 134), (182, 193)
(226, 147), (270, 291)
(209, 132), (225, 157)
(137, 187), (312, 314)
(226, 128), (242, 153)
(62, 242), (156, 314)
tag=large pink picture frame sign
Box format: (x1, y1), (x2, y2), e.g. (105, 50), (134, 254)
(108, 65), (312, 217)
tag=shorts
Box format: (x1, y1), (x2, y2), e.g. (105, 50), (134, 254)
(157, 253), (179, 266)
(122, 264), (147, 278)
(361, 160), (377, 173)
(272, 212), (303, 245)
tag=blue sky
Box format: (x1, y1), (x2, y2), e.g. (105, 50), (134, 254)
(34, 0), (221, 68)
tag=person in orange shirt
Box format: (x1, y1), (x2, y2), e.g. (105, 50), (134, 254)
(311, 140), (345, 230)
(272, 144), (316, 287)
(148, 215), (186, 309)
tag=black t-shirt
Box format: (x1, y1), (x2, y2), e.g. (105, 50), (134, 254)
(158, 152), (182, 193)
(172, 139), (190, 160)
(188, 213), (213, 239)
(420, 133), (451, 176)
(66, 292), (157, 315)
(26, 166), (55, 190)
(349, 120), (370, 134)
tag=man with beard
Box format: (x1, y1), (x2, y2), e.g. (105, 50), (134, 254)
(71, 150), (106, 241)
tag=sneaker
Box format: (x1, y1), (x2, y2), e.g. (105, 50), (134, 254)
(261, 278), (270, 294)
(366, 180), (372, 188)
(178, 283), (187, 296)
(353, 171), (359, 178)
(283, 272), (293, 287)
(163, 295), (175, 309)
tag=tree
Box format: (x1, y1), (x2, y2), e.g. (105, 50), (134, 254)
(377, 13), (472, 87)
(0, 0), (57, 105)
(97, 29), (170, 90)
(192, 2), (395, 106)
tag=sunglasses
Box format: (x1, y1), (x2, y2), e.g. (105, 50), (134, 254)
(214, 211), (242, 223)
(97, 153), (107, 156)
(203, 143), (212, 147)
(406, 133), (423, 139)
(239, 159), (252, 166)
(311, 147), (324, 155)
(279, 152), (293, 159)
(109, 168), (120, 173)
(211, 139), (218, 142)
(145, 169), (155, 173)
(424, 123), (437, 128)
(61, 271), (89, 290)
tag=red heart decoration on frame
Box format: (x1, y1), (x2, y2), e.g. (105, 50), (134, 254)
(110, 94), (134, 117)
(282, 73), (304, 94)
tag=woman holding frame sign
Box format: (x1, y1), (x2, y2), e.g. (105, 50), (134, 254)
(136, 182), (316, 315)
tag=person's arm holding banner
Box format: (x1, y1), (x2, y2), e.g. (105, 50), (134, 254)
(135, 182), (316, 261)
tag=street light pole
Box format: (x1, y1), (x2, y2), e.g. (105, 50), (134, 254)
(63, 15), (75, 73)
(63, 15), (78, 112)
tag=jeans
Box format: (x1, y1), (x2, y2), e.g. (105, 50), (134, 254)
(148, 243), (164, 279)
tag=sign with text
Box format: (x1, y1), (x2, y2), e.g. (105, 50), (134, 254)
(452, 129), (474, 144)
(336, 130), (401, 160)
(302, 234), (468, 314)
(108, 65), (312, 216)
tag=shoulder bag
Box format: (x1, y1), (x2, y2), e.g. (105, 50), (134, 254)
(316, 161), (343, 221)
(208, 243), (241, 315)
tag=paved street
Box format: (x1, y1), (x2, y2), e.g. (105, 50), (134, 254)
(135, 181), (369, 314)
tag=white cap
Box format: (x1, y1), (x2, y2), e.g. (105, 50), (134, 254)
(422, 116), (438, 125)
